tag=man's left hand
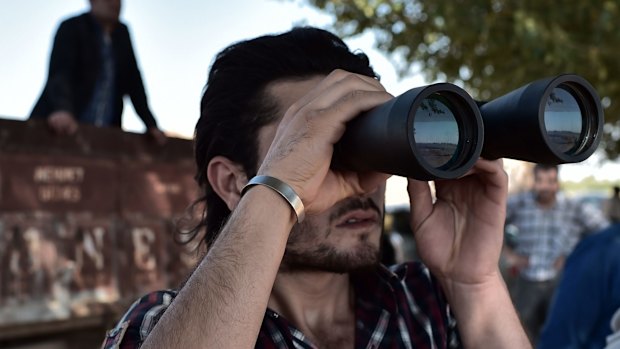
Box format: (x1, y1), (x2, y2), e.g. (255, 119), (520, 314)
(407, 158), (508, 287)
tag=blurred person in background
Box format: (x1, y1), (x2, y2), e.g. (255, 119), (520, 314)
(29, 0), (166, 144)
(503, 163), (609, 343)
(537, 223), (620, 349)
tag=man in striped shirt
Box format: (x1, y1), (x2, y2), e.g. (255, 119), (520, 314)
(503, 164), (609, 343)
(102, 27), (530, 349)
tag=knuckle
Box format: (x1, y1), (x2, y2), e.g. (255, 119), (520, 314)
(340, 73), (365, 88)
(329, 69), (349, 79)
(328, 69), (364, 86)
(341, 89), (368, 103)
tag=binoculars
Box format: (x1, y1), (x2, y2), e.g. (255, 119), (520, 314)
(334, 74), (604, 180)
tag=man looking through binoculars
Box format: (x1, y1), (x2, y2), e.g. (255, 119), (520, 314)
(101, 26), (534, 348)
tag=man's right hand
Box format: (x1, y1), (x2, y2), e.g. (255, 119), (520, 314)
(255, 70), (393, 215)
(48, 110), (78, 135)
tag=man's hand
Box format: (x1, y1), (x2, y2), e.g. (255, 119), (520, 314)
(408, 159), (531, 348)
(147, 127), (167, 146)
(48, 110), (78, 135)
(256, 70), (393, 214)
(408, 158), (508, 286)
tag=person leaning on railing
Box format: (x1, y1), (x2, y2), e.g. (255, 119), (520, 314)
(29, 0), (166, 145)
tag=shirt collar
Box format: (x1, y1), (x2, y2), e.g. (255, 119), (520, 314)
(351, 264), (402, 314)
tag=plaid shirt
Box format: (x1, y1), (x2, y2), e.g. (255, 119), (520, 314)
(101, 262), (460, 348)
(506, 191), (609, 281)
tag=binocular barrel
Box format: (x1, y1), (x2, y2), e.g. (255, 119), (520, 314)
(333, 74), (603, 180)
(479, 75), (603, 164)
(334, 83), (484, 180)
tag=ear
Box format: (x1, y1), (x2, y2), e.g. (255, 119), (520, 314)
(206, 156), (248, 211)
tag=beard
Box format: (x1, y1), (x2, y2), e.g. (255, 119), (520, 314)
(280, 197), (383, 274)
(535, 190), (556, 205)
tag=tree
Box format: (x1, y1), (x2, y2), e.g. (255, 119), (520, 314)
(301, 0), (620, 158)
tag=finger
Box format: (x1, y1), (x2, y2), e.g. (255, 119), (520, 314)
(280, 70), (386, 128)
(462, 158), (508, 190)
(321, 90), (394, 145)
(274, 89), (393, 148)
(292, 70), (384, 113)
(407, 179), (434, 232)
(464, 158), (504, 175)
(304, 72), (386, 112)
(272, 72), (390, 153)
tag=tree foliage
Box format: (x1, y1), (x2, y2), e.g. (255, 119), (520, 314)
(301, 0), (620, 158)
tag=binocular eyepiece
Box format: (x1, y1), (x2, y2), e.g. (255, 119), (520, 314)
(334, 74), (603, 180)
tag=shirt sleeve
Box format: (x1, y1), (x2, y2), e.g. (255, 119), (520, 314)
(100, 290), (176, 349)
(122, 26), (159, 130)
(45, 20), (80, 115)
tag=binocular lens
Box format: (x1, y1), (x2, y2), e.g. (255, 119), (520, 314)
(413, 95), (460, 169)
(543, 87), (583, 155)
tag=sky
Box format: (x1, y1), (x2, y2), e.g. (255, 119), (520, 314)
(1, 0), (619, 204)
(0, 0), (424, 137)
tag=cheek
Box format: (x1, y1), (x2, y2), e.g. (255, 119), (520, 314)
(368, 228), (383, 247)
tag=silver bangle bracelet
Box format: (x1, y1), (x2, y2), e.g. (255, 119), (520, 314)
(241, 175), (305, 223)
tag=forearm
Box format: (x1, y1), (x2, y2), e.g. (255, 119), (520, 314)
(441, 272), (531, 349)
(141, 186), (295, 348)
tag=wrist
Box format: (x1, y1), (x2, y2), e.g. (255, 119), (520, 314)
(438, 269), (505, 302)
(239, 183), (298, 229)
(242, 175), (305, 223)
(438, 271), (531, 348)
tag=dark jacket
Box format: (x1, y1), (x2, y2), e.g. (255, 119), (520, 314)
(30, 12), (158, 129)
